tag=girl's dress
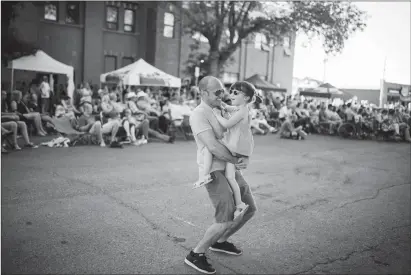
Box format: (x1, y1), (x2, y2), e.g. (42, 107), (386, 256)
(221, 108), (254, 157)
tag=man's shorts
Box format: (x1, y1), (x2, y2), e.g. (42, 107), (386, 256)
(205, 170), (257, 223)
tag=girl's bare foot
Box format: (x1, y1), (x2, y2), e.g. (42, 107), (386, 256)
(233, 202), (249, 221)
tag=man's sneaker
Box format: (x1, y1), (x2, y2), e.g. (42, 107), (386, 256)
(209, 241), (242, 255)
(184, 251), (216, 274)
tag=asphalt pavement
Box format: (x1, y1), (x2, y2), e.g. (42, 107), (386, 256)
(1, 134), (410, 274)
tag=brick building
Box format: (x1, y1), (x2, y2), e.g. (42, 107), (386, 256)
(2, 1), (295, 93)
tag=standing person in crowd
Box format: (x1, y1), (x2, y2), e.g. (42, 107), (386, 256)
(39, 76), (51, 114)
(185, 76), (255, 275)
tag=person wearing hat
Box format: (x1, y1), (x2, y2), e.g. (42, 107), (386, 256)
(125, 91), (174, 143)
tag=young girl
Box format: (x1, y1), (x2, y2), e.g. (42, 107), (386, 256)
(193, 81), (259, 221)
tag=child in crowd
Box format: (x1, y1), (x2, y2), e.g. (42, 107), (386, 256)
(122, 108), (147, 145)
(193, 81), (258, 221)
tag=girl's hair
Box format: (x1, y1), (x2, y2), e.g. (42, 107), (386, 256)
(229, 81), (257, 103)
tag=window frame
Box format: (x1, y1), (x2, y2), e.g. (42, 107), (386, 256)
(163, 12), (175, 38)
(104, 55), (118, 72)
(105, 5), (119, 31)
(44, 1), (59, 22)
(121, 57), (134, 67)
(65, 1), (80, 25)
(123, 8), (135, 32)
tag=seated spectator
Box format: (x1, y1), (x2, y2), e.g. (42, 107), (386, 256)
(56, 95), (82, 119)
(319, 104), (338, 134)
(250, 103), (277, 134)
(125, 92), (174, 143)
(294, 102), (311, 133)
(10, 90), (48, 136)
(278, 113), (307, 140)
(278, 100), (292, 123)
(122, 108), (148, 145)
(1, 121), (38, 150)
(390, 109), (411, 142)
(72, 102), (122, 148)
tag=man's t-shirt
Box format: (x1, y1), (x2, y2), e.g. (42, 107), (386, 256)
(40, 81), (51, 99)
(189, 101), (226, 178)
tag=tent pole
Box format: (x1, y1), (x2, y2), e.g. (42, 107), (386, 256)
(10, 68), (14, 92)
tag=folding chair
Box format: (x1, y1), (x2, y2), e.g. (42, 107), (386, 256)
(51, 116), (96, 146)
(166, 109), (193, 140)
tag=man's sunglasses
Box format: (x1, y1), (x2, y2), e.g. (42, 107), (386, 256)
(203, 89), (225, 97)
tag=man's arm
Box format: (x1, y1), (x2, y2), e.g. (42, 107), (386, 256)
(197, 129), (238, 164)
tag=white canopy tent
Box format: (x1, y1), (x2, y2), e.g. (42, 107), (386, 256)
(9, 50), (75, 102)
(100, 58), (181, 88)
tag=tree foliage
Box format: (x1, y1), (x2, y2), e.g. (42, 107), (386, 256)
(1, 1), (40, 67)
(172, 1), (367, 76)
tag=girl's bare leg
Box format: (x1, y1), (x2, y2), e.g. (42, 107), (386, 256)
(225, 162), (248, 220)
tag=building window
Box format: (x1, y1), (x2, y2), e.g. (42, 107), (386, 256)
(66, 2), (80, 24)
(225, 29), (239, 44)
(254, 33), (269, 51)
(122, 57), (134, 67)
(105, 55), (117, 72)
(44, 2), (58, 21)
(163, 12), (174, 38)
(182, 1), (190, 9)
(283, 36), (292, 56)
(222, 72), (239, 84)
(106, 6), (119, 30)
(123, 9), (135, 32)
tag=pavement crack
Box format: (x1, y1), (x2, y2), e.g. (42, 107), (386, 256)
(293, 245), (379, 274)
(330, 183), (411, 212)
(48, 171), (242, 274)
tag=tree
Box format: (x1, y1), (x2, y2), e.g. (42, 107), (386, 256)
(172, 1), (367, 76)
(1, 1), (40, 67)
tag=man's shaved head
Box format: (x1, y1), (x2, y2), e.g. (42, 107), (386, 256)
(198, 76), (223, 92)
(197, 76), (225, 108)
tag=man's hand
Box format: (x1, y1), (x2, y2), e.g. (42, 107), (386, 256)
(235, 157), (249, 170)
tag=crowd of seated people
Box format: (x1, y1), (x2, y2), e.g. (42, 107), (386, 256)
(246, 91), (411, 142)
(3, 79), (411, 153)
(1, 80), (203, 152)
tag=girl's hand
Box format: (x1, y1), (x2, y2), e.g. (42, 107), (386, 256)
(212, 108), (222, 117)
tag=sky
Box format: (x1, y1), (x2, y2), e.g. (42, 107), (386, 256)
(293, 1), (411, 89)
